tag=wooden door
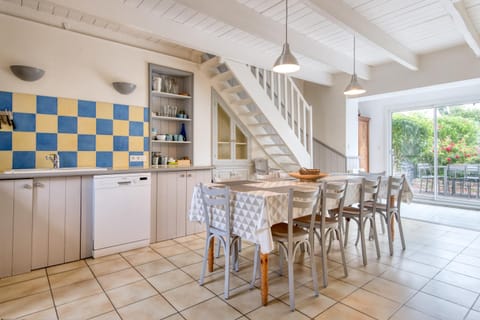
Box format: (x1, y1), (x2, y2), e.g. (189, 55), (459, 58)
(358, 116), (370, 172)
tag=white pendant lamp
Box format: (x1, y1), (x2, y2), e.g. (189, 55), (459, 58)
(344, 35), (366, 96)
(273, 0), (299, 73)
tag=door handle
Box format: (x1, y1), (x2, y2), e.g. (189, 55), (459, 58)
(23, 184), (33, 189)
(117, 181), (132, 185)
(33, 182), (44, 188)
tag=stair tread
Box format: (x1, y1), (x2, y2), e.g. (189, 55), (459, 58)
(201, 56), (222, 70)
(223, 85), (244, 94)
(212, 71), (234, 82)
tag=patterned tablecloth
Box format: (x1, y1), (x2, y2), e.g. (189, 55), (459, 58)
(188, 177), (413, 254)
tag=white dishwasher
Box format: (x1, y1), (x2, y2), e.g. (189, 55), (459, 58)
(93, 173), (151, 258)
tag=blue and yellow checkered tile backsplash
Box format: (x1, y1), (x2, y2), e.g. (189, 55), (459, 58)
(0, 91), (149, 171)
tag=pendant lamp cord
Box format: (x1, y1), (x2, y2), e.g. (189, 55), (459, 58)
(285, 0), (289, 44)
(353, 35), (356, 75)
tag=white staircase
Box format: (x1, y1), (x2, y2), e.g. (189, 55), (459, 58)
(201, 56), (313, 171)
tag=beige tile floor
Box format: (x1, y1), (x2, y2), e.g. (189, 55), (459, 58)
(1, 218), (480, 320)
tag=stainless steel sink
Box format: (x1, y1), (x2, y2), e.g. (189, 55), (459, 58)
(3, 167), (108, 174)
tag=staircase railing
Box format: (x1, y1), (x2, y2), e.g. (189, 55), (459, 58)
(249, 66), (313, 158)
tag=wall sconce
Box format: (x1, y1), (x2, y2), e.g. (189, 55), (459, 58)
(10, 65), (45, 81)
(112, 82), (136, 95)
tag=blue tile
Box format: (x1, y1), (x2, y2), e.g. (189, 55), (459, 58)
(0, 132), (12, 150)
(144, 108), (149, 122)
(58, 152), (77, 168)
(36, 133), (57, 151)
(13, 151), (35, 169)
(58, 116), (78, 134)
(96, 119), (113, 135)
(113, 104), (129, 120)
(78, 134), (96, 151)
(144, 137), (149, 151)
(78, 100), (96, 118)
(129, 151), (144, 168)
(129, 121), (144, 136)
(114, 136), (128, 151)
(37, 96), (57, 115)
(13, 113), (36, 132)
(0, 91), (12, 111)
(96, 152), (112, 168)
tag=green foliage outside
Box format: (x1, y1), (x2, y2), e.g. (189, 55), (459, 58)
(392, 107), (480, 171)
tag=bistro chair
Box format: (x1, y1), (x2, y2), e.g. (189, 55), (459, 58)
(251, 186), (321, 311)
(465, 164), (480, 198)
(199, 183), (240, 300)
(364, 175), (406, 256)
(343, 176), (381, 266)
(293, 180), (349, 287)
(417, 163), (434, 192)
(447, 164), (466, 196)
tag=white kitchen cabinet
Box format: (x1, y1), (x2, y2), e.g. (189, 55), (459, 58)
(153, 170), (211, 241)
(31, 177), (81, 269)
(0, 179), (33, 277)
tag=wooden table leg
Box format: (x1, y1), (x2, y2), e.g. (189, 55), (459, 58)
(260, 253), (269, 306)
(208, 237), (214, 272)
(389, 195), (396, 240)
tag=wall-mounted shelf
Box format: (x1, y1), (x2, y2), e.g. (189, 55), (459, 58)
(151, 115), (192, 122)
(151, 91), (192, 99)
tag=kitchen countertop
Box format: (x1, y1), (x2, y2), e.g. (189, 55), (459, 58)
(0, 165), (214, 180)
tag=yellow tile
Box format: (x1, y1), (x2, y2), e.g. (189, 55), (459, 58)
(129, 106), (144, 122)
(97, 102), (113, 119)
(78, 152), (96, 167)
(113, 152), (129, 169)
(143, 123), (149, 137)
(129, 137), (143, 152)
(12, 132), (35, 151)
(78, 118), (96, 134)
(0, 152), (12, 172)
(96, 135), (113, 151)
(58, 134), (78, 151)
(36, 151), (57, 168)
(36, 114), (58, 133)
(58, 98), (78, 116)
(113, 120), (128, 136)
(12, 93), (36, 113)
(144, 152), (149, 168)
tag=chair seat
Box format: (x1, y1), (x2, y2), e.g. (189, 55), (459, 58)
(271, 222), (308, 242)
(342, 206), (371, 216)
(364, 201), (399, 211)
(293, 214), (338, 226)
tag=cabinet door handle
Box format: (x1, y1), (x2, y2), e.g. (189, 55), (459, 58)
(187, 174), (192, 177)
(33, 182), (44, 188)
(117, 181), (132, 185)
(23, 184), (33, 189)
(180, 174), (185, 178)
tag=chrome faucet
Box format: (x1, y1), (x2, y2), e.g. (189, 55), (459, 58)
(46, 153), (60, 168)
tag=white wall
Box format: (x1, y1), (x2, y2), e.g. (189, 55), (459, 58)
(0, 15), (212, 166)
(303, 44), (480, 172)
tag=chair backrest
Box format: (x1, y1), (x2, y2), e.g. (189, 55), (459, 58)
(386, 174), (406, 211)
(253, 158), (269, 175)
(321, 180), (348, 224)
(360, 176), (381, 211)
(417, 163), (432, 176)
(447, 164), (466, 179)
(286, 187), (321, 245)
(466, 164), (480, 178)
(200, 183), (231, 237)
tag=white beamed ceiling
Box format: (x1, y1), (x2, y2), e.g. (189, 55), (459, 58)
(0, 0), (478, 85)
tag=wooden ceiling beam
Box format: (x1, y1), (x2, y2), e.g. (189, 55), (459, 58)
(305, 0), (419, 71)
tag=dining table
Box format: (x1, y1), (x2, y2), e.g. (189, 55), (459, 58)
(188, 175), (413, 305)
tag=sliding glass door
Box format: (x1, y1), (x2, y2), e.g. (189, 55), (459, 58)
(391, 103), (480, 205)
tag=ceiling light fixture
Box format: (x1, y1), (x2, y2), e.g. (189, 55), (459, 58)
(272, 0), (299, 73)
(344, 35), (366, 96)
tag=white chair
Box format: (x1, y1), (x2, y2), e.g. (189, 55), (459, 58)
(294, 180), (349, 287)
(343, 177), (381, 266)
(365, 175), (406, 255)
(251, 186), (321, 311)
(199, 183), (240, 299)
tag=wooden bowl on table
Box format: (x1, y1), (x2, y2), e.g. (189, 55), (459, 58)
(288, 171), (328, 182)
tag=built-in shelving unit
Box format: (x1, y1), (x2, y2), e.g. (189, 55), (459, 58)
(149, 63), (194, 165)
